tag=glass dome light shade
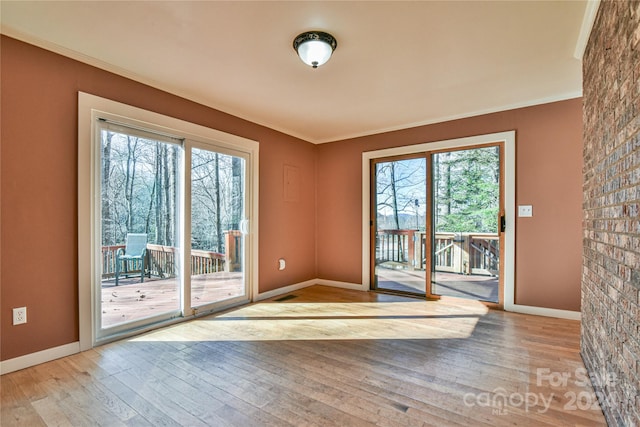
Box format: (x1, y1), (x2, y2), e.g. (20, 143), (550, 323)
(293, 31), (337, 68)
(297, 40), (333, 68)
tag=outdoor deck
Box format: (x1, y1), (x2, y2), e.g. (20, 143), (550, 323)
(376, 267), (499, 302)
(375, 229), (500, 302)
(101, 272), (243, 327)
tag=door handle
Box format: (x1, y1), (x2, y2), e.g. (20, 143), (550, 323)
(500, 215), (506, 233)
(239, 219), (249, 235)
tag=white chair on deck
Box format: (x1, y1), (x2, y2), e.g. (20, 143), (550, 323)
(115, 233), (149, 285)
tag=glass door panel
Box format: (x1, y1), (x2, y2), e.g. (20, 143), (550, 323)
(430, 146), (501, 303)
(373, 157), (427, 295)
(190, 147), (246, 309)
(99, 125), (181, 334)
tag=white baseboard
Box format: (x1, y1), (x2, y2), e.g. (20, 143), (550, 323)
(255, 278), (366, 302)
(314, 279), (367, 291)
(255, 279), (317, 301)
(0, 342), (80, 375)
(505, 303), (581, 320)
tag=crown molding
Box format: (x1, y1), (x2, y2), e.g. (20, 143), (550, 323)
(574, 0), (600, 60)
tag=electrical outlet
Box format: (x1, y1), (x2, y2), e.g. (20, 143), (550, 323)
(13, 307), (27, 325)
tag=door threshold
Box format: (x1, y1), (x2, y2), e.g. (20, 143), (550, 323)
(372, 289), (439, 301)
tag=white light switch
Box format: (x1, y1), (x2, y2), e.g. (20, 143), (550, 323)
(518, 205), (533, 217)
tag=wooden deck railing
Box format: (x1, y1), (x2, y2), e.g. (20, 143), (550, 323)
(376, 230), (499, 276)
(102, 245), (126, 279)
(101, 243), (227, 280)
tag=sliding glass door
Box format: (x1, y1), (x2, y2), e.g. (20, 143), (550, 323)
(98, 123), (182, 334)
(430, 146), (502, 303)
(371, 144), (503, 304)
(189, 146), (248, 311)
(96, 119), (251, 341)
(372, 155), (427, 295)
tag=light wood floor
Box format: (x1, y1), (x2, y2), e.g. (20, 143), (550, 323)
(1, 285), (606, 426)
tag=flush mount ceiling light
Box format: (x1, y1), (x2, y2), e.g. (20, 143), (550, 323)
(293, 31), (337, 69)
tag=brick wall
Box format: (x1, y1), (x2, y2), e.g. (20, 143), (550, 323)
(582, 1), (640, 426)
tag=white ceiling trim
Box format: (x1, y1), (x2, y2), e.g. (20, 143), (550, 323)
(574, 0), (601, 60)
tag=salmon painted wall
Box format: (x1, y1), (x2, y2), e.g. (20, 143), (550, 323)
(0, 36), (316, 361)
(317, 98), (584, 311)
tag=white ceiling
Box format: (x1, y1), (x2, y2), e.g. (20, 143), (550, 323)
(1, 1), (593, 144)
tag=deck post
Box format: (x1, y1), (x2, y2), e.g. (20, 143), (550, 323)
(462, 235), (471, 274)
(225, 230), (243, 272)
(407, 230), (415, 270)
(452, 234), (463, 274)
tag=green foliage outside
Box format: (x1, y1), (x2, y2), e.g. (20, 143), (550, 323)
(433, 147), (500, 233)
(376, 146), (499, 233)
(100, 128), (244, 253)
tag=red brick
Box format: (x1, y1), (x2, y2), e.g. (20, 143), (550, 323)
(583, 1), (640, 425)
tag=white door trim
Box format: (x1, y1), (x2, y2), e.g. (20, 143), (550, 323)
(361, 131), (516, 307)
(78, 92), (259, 350)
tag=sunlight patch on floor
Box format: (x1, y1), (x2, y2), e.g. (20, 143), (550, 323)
(131, 300), (488, 342)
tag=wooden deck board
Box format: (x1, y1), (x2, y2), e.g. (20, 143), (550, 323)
(376, 268), (499, 302)
(1, 285), (606, 426)
(101, 271), (243, 327)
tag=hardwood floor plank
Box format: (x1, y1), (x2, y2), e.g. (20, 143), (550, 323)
(56, 357), (139, 423)
(30, 396), (74, 427)
(113, 339), (296, 426)
(208, 340), (468, 427)
(200, 336), (483, 426)
(112, 368), (226, 427)
(30, 361), (128, 427)
(192, 341), (390, 426)
(275, 340), (503, 426)
(180, 343), (364, 426)
(123, 414), (156, 427)
(0, 375), (46, 427)
(167, 358), (296, 426)
(98, 374), (183, 427)
(7, 368), (49, 402)
(110, 344), (269, 427)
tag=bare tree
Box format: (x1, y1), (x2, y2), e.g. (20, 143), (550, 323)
(101, 132), (114, 245)
(376, 159), (426, 230)
(231, 156), (243, 229)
